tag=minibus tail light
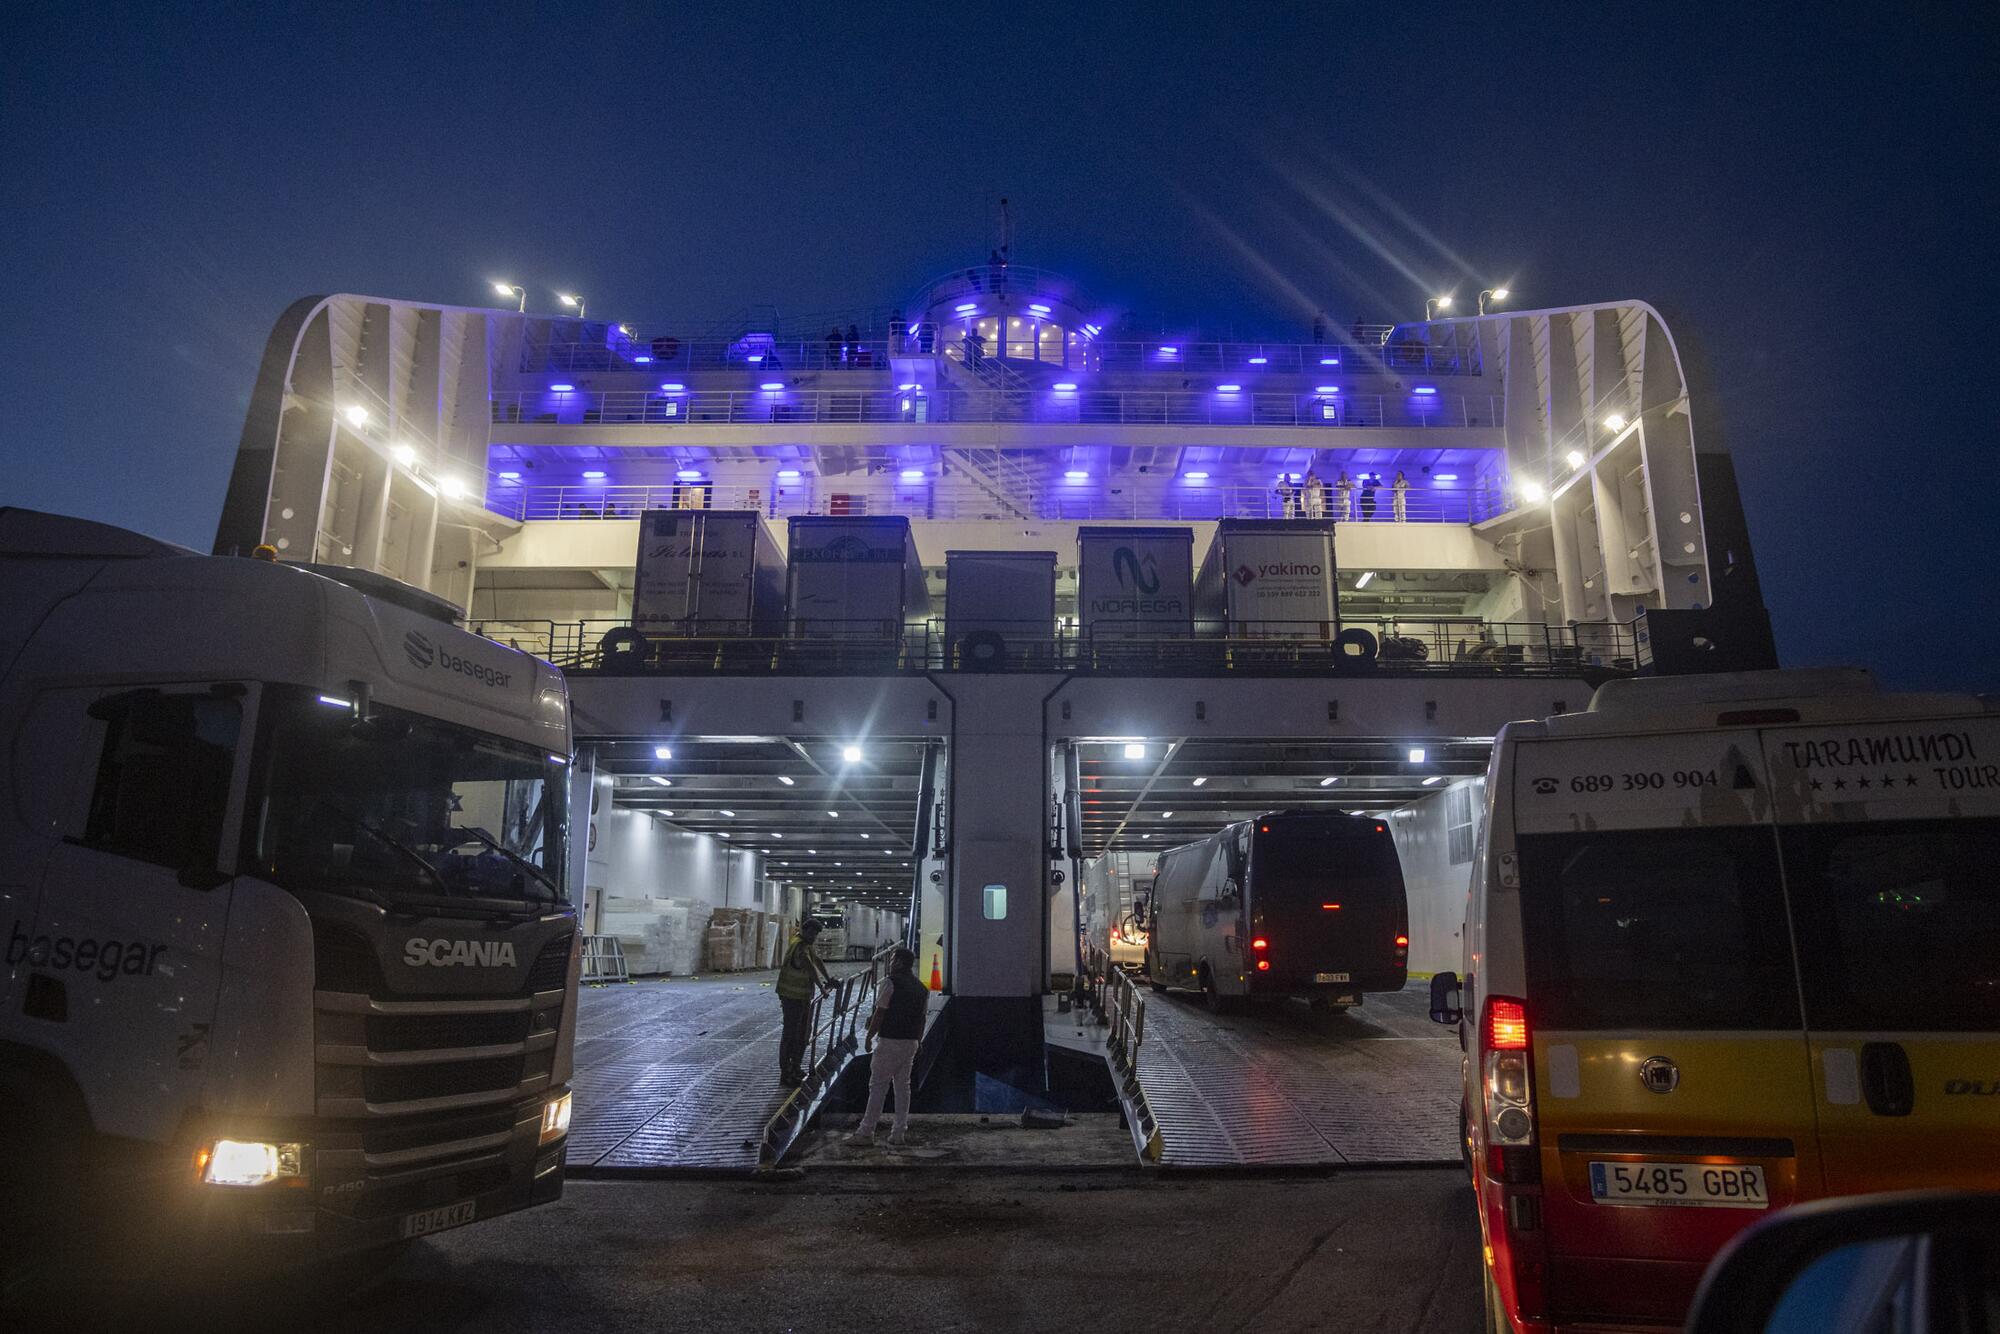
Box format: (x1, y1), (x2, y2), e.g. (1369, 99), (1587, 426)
(1480, 995), (1538, 1182)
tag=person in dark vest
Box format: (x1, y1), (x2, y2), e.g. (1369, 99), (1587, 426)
(776, 919), (832, 1087)
(849, 947), (928, 1145)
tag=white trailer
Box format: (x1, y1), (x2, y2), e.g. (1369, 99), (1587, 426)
(0, 510), (579, 1295)
(785, 516), (931, 642)
(631, 508), (785, 637)
(943, 550), (1056, 669)
(1192, 518), (1338, 641)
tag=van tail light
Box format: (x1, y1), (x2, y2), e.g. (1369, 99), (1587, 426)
(1478, 993), (1546, 1322)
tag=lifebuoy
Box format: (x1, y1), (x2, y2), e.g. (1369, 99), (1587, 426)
(599, 627), (650, 662)
(959, 630), (1007, 670)
(1333, 627), (1379, 663)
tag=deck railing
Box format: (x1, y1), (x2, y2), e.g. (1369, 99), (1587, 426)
(490, 387), (1504, 432)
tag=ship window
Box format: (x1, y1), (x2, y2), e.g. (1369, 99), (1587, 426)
(983, 883), (1008, 920)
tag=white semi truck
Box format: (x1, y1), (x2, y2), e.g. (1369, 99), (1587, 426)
(0, 510), (580, 1297)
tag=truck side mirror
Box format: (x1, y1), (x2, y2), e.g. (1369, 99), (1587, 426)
(1428, 971), (1463, 1025)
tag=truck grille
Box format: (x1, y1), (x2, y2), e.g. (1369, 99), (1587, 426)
(366, 1009), (532, 1052)
(363, 1056), (526, 1105)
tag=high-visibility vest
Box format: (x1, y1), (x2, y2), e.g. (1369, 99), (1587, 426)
(776, 936), (817, 1000)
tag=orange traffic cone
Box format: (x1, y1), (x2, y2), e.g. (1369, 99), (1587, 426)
(928, 952), (942, 990)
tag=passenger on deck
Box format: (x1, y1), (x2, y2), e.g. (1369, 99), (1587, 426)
(1333, 469), (1353, 521)
(1359, 474), (1379, 522)
(825, 326), (842, 366)
(776, 920), (833, 1087)
(846, 323), (861, 366)
(1303, 470), (1325, 518)
(850, 947), (928, 1147)
(1275, 479), (1296, 519)
(1393, 470), (1410, 522)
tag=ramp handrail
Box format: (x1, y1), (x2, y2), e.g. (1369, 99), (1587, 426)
(1079, 943), (1161, 1162)
(759, 943), (897, 1167)
(579, 934), (630, 985)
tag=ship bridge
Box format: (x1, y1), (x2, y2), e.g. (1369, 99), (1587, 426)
(217, 267), (1771, 1170)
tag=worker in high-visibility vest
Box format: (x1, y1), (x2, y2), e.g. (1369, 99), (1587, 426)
(776, 920), (833, 1087)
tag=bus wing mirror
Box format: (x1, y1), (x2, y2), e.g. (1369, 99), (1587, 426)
(1429, 971), (1463, 1025)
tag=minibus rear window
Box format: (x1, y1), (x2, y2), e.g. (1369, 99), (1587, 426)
(1782, 817), (2000, 1033)
(1516, 826), (1801, 1030)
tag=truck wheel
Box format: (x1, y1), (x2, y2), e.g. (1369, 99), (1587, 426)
(0, 1116), (83, 1313)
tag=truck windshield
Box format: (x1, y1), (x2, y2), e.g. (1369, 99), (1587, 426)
(247, 687), (567, 911)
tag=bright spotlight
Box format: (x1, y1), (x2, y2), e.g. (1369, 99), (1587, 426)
(654, 746), (672, 760)
(391, 443), (417, 467)
(1519, 481), (1546, 503)
(1407, 748), (1427, 765)
(343, 405), (369, 428)
(1603, 413), (1628, 432)
(1491, 287), (1510, 301)
(841, 745), (862, 764)
(1123, 743), (1146, 760)
(1566, 450), (1587, 470)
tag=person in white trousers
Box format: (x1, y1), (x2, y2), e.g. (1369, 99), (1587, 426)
(850, 947), (929, 1146)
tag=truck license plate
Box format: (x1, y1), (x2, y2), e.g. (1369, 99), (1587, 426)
(400, 1201), (477, 1238)
(1589, 1161), (1767, 1209)
(1314, 972), (1350, 983)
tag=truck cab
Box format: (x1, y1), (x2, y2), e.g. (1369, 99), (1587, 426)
(0, 510), (579, 1293)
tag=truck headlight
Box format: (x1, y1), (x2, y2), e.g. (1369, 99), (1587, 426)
(540, 1091), (573, 1144)
(197, 1138), (305, 1187)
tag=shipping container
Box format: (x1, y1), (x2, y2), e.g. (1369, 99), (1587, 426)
(631, 509), (785, 636)
(785, 515), (931, 640)
(944, 550), (1057, 669)
(1075, 526), (1196, 645)
(1193, 518), (1338, 640)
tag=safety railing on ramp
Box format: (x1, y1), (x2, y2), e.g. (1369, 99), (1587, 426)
(759, 944), (896, 1168)
(579, 934), (630, 984)
(1079, 944), (1162, 1163)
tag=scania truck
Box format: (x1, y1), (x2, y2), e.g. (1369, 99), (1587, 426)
(0, 510), (580, 1302)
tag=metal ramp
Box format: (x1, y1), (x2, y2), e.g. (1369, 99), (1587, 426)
(1131, 983), (1462, 1168)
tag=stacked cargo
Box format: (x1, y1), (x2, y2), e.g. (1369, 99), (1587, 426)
(1075, 526), (1196, 666)
(596, 894), (715, 976)
(786, 516), (930, 656)
(943, 550), (1057, 669)
(1193, 518), (1339, 641)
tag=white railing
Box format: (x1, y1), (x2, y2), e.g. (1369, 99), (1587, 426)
(485, 478), (1514, 525)
(490, 388), (1504, 431)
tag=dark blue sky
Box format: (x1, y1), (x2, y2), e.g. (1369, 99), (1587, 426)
(4, 4), (1995, 688)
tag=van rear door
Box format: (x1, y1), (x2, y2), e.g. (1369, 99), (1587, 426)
(1250, 816), (1406, 992)
(1766, 718), (2000, 1195)
(1509, 732), (1822, 1323)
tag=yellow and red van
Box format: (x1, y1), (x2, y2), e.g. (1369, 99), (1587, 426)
(1431, 668), (2000, 1331)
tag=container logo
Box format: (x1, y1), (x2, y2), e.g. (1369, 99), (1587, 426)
(1233, 564), (1258, 587)
(404, 628), (512, 689)
(404, 630), (436, 669)
(1113, 546), (1161, 595)
(794, 535), (901, 562)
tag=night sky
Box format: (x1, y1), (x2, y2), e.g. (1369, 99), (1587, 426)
(4, 5), (1995, 689)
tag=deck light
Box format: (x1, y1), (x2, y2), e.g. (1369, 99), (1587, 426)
(1433, 473), (1458, 481)
(1319, 356), (1340, 365)
(1603, 413), (1627, 431)
(1064, 470), (1088, 480)
(1183, 471), (1209, 481)
(550, 383), (575, 392)
(317, 694), (352, 709)
(1158, 345), (1180, 355)
(661, 383), (685, 393)
(1408, 748), (1427, 764)
(497, 470), (521, 481)
(344, 405), (369, 427)
(718, 810), (735, 818)
(747, 354), (765, 362)
(1519, 481), (1546, 503)
(955, 302), (978, 313)
(842, 745), (863, 763)
(1423, 776), (1445, 786)
(1161, 811), (1174, 819)
(655, 746), (672, 760)
(633, 355), (653, 364)
(1216, 383), (1241, 392)
(1320, 776), (1339, 786)
(1124, 743), (1147, 759)
(556, 293), (585, 318)
(493, 282), (526, 311)
(582, 469), (607, 480)
(778, 468), (801, 479)
(1478, 287), (1511, 315)
(1248, 356), (1268, 365)
(1425, 295), (1454, 320)
(1413, 386), (1437, 395)
(900, 469), (925, 481)
(1566, 450), (1587, 469)
(1029, 303), (1052, 315)
(440, 476), (468, 498)
(676, 469), (702, 481)
(1191, 777), (1207, 787)
(1315, 385), (1340, 394)
(391, 443), (418, 467)
(649, 776), (671, 786)
(1052, 382), (1077, 391)
(760, 382), (784, 391)
(828, 811), (840, 818)
(1354, 571), (1375, 589)
(777, 776), (794, 786)
(897, 382), (919, 391)
(860, 832), (870, 839)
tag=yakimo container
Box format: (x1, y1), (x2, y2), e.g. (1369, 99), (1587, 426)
(1193, 518), (1338, 639)
(631, 509), (785, 636)
(943, 550), (1057, 668)
(785, 515), (931, 638)
(1075, 526), (1196, 643)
